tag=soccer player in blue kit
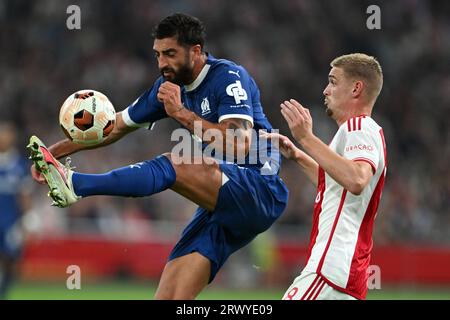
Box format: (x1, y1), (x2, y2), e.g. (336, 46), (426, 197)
(29, 13), (288, 299)
(0, 122), (31, 299)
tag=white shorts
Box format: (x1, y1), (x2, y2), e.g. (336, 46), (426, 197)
(282, 272), (357, 300)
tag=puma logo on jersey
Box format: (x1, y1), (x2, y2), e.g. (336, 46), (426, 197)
(129, 162), (144, 169)
(228, 70), (240, 78)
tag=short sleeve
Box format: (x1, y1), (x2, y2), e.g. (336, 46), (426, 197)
(216, 67), (254, 126)
(122, 78), (168, 129)
(343, 129), (380, 172)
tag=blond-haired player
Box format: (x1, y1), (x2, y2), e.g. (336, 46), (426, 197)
(265, 53), (387, 300)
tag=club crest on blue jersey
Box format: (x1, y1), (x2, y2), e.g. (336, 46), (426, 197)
(125, 54), (280, 174)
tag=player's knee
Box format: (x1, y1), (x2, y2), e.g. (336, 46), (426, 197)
(162, 152), (183, 170)
(161, 153), (181, 173)
(162, 152), (217, 169)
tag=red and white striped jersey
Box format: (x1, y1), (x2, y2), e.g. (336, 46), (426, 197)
(303, 115), (387, 300)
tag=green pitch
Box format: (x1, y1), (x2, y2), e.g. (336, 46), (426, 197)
(7, 281), (450, 300)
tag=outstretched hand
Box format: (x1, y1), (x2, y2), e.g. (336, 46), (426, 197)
(280, 99), (313, 143)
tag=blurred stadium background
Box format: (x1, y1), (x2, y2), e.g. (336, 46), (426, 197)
(1, 0), (449, 299)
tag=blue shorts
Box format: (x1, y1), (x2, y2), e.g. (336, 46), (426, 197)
(168, 163), (289, 283)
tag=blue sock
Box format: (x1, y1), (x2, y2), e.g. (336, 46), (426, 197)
(72, 155), (176, 197)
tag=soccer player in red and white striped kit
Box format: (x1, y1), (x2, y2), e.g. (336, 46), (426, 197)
(266, 53), (386, 300)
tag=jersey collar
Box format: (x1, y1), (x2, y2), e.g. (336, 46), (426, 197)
(184, 53), (214, 92)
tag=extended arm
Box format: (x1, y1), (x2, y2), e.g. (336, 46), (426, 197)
(31, 112), (138, 184)
(299, 134), (373, 195)
(281, 99), (373, 195)
(48, 112), (138, 159)
(171, 107), (252, 157)
(158, 81), (252, 158)
(261, 131), (318, 187)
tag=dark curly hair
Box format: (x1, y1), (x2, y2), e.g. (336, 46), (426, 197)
(152, 13), (206, 50)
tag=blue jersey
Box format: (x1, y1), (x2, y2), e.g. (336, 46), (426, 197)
(121, 55), (288, 280)
(123, 54), (280, 174)
(0, 151), (28, 231)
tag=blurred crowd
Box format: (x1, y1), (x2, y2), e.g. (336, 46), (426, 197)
(0, 0), (449, 244)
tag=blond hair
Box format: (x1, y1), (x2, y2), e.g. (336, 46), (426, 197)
(331, 53), (383, 102)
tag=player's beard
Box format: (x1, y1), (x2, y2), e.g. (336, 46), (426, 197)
(161, 54), (194, 86)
